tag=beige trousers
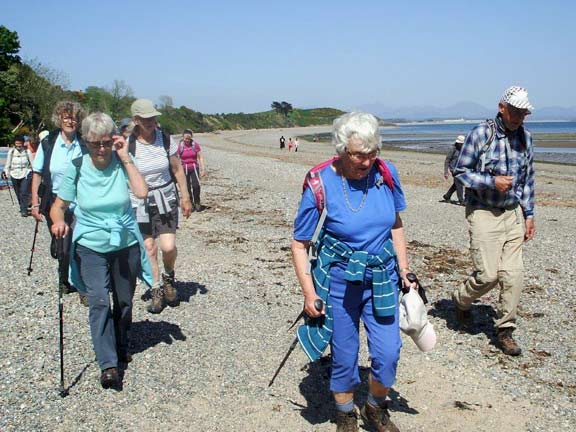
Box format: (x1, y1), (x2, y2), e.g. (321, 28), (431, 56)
(453, 205), (525, 329)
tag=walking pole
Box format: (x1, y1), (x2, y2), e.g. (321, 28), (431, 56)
(268, 299), (324, 387)
(27, 220), (40, 276)
(4, 178), (15, 205)
(56, 236), (69, 398)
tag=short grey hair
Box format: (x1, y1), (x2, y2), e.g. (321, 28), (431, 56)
(81, 112), (115, 139)
(51, 100), (87, 128)
(332, 112), (381, 155)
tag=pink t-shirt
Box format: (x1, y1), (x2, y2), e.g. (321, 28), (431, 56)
(179, 140), (201, 170)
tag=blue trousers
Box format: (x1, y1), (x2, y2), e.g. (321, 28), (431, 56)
(329, 274), (402, 393)
(74, 243), (140, 370)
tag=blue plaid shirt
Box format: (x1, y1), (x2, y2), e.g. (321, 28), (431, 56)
(454, 115), (535, 218)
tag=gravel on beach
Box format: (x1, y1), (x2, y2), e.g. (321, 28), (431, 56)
(0, 126), (574, 431)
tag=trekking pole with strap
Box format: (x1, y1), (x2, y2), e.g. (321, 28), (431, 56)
(56, 236), (69, 398)
(4, 177), (15, 205)
(27, 220), (40, 276)
(268, 299), (324, 387)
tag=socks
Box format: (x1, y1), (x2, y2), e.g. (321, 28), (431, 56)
(335, 399), (354, 413)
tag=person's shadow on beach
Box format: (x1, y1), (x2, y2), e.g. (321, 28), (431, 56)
(296, 355), (418, 427)
(177, 280), (208, 303)
(129, 320), (187, 356)
(429, 298), (498, 346)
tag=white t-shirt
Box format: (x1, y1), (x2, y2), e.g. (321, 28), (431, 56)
(130, 130), (178, 208)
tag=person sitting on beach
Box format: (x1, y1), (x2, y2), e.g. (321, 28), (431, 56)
(50, 112), (152, 390)
(2, 135), (33, 217)
(30, 101), (88, 305)
(292, 112), (415, 431)
(128, 99), (192, 314)
(451, 86), (536, 356)
(442, 135), (465, 205)
(178, 128), (205, 212)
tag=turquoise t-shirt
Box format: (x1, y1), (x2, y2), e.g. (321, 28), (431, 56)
(58, 153), (137, 253)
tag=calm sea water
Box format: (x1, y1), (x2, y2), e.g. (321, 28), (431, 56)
(380, 121), (576, 163)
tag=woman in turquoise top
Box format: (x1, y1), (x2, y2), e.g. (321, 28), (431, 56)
(292, 112), (417, 432)
(50, 112), (151, 391)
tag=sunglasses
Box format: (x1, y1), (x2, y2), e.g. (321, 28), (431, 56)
(86, 140), (114, 149)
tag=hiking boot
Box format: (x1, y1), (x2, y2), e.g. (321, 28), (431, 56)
(336, 409), (359, 432)
(360, 403), (400, 432)
(100, 367), (121, 390)
(79, 293), (89, 307)
(442, 194), (451, 202)
(194, 203), (202, 212)
(452, 294), (473, 328)
(497, 328), (522, 356)
(60, 281), (77, 295)
(162, 272), (179, 306)
(147, 286), (165, 314)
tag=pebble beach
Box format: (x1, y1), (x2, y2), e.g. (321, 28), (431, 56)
(0, 126), (575, 431)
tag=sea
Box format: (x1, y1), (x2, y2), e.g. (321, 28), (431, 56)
(379, 121), (576, 164)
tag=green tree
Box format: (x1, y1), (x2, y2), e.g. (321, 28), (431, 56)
(0, 25), (21, 71)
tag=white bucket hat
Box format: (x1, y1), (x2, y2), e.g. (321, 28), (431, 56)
(500, 86), (534, 111)
(399, 289), (437, 352)
(455, 135), (466, 144)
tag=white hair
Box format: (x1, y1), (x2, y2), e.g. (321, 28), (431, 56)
(332, 112), (381, 155)
(81, 112), (115, 139)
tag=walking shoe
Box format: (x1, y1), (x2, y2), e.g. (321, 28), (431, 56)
(360, 403), (400, 432)
(100, 367), (121, 390)
(162, 272), (179, 306)
(452, 293), (473, 328)
(336, 409), (359, 432)
(60, 281), (77, 295)
(147, 286), (165, 314)
(497, 328), (522, 356)
(194, 203), (202, 212)
(79, 293), (89, 307)
(442, 194), (451, 202)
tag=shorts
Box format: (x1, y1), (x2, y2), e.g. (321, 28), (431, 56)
(138, 204), (178, 238)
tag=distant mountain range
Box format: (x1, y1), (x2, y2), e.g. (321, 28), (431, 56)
(354, 102), (576, 121)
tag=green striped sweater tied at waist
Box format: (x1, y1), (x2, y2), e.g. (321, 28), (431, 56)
(297, 234), (399, 362)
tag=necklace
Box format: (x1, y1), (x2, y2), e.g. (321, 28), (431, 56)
(341, 174), (369, 213)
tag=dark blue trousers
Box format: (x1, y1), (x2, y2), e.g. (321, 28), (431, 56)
(74, 243), (141, 370)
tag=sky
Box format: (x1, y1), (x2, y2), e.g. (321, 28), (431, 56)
(3, 0), (575, 114)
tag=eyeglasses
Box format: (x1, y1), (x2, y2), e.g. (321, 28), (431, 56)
(345, 149), (379, 161)
(507, 105), (531, 117)
(61, 117), (78, 124)
(86, 140), (114, 149)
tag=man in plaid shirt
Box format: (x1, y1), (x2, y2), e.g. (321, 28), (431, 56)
(451, 86), (536, 356)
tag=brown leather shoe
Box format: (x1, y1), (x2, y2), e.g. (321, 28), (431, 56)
(497, 328), (522, 356)
(360, 403), (400, 432)
(336, 409), (359, 432)
(100, 367), (121, 390)
(162, 272), (179, 306)
(147, 287), (165, 314)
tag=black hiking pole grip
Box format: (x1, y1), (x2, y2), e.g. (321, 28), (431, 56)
(404, 272), (428, 304)
(56, 236), (69, 398)
(269, 299), (324, 387)
(27, 220), (40, 276)
(287, 298), (326, 332)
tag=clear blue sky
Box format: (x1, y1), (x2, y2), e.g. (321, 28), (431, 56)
(3, 0), (575, 113)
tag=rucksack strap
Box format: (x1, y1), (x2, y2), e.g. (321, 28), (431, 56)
(480, 119), (496, 172)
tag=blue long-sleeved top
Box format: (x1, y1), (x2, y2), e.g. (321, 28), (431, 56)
(454, 114), (535, 218)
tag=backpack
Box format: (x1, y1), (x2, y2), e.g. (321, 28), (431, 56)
(301, 157), (395, 271)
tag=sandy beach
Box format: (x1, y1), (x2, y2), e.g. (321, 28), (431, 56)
(0, 126), (574, 431)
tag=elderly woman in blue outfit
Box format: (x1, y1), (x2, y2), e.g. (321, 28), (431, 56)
(292, 112), (415, 432)
(50, 112), (152, 390)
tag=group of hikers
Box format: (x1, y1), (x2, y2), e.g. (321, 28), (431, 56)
(279, 135), (300, 151)
(4, 98), (205, 390)
(3, 85), (536, 432)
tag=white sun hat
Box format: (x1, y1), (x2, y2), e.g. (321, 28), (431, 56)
(455, 135), (466, 144)
(500, 86), (534, 111)
(399, 289), (437, 352)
